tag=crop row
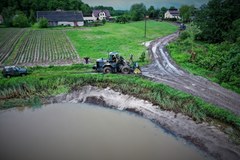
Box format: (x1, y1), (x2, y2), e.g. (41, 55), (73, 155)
(14, 30), (80, 65)
(0, 28), (26, 64)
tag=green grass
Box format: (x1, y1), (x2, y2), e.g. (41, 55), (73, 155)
(168, 43), (219, 82)
(167, 42), (240, 94)
(67, 21), (178, 63)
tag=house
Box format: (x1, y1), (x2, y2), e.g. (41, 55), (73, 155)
(92, 10), (111, 20)
(164, 9), (180, 19)
(0, 15), (3, 24)
(83, 14), (97, 22)
(37, 11), (84, 27)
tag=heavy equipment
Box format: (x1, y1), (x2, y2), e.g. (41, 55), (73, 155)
(93, 52), (141, 74)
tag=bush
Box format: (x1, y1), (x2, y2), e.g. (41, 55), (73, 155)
(38, 18), (48, 28)
(116, 15), (130, 24)
(12, 14), (30, 28)
(102, 19), (106, 24)
(179, 31), (190, 40)
(139, 52), (146, 62)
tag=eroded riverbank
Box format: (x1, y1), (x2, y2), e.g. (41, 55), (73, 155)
(43, 85), (240, 160)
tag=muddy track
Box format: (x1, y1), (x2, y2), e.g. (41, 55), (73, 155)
(142, 32), (240, 115)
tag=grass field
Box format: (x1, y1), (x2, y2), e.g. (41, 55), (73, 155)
(0, 21), (177, 66)
(67, 21), (178, 62)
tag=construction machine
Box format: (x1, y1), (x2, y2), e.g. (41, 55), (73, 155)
(93, 52), (141, 74)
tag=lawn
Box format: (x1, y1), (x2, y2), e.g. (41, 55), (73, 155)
(67, 21), (178, 62)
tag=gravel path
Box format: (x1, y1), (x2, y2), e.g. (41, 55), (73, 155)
(142, 32), (240, 115)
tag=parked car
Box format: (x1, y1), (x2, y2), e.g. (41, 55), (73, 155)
(2, 66), (28, 78)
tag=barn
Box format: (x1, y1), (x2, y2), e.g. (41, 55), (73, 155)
(37, 11), (84, 27)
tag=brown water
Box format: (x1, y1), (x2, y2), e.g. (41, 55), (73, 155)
(0, 103), (208, 160)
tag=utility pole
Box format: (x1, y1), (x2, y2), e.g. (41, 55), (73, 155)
(144, 15), (148, 38)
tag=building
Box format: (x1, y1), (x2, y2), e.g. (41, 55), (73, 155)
(92, 10), (111, 20)
(83, 15), (97, 22)
(37, 11), (84, 27)
(164, 9), (180, 19)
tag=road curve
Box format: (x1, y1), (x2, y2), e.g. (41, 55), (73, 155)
(142, 32), (240, 115)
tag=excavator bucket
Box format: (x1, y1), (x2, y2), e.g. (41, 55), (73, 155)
(134, 68), (141, 74)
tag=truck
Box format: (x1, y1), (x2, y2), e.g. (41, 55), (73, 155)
(2, 66), (28, 78)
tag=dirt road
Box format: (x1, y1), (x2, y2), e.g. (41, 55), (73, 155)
(142, 33), (240, 115)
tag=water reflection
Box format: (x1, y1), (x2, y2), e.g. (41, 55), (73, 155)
(0, 103), (208, 160)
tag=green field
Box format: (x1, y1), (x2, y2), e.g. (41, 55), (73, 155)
(0, 21), (177, 66)
(0, 28), (25, 64)
(11, 30), (80, 65)
(67, 21), (178, 62)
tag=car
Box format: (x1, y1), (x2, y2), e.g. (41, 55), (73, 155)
(2, 66), (28, 78)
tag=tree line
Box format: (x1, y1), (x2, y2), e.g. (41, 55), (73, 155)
(1, 0), (180, 27)
(0, 0), (127, 27)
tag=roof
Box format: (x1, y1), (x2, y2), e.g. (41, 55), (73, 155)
(109, 52), (119, 56)
(37, 11), (84, 22)
(93, 10), (111, 17)
(169, 10), (180, 16)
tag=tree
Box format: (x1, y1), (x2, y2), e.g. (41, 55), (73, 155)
(130, 3), (146, 21)
(169, 6), (177, 10)
(81, 3), (91, 15)
(148, 6), (155, 19)
(12, 12), (30, 28)
(159, 7), (167, 19)
(185, 22), (201, 61)
(194, 0), (240, 43)
(1, 7), (15, 27)
(29, 9), (36, 24)
(180, 5), (195, 22)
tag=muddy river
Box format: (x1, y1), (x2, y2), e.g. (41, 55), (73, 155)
(0, 103), (208, 160)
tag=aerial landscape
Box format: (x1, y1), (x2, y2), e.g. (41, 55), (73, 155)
(0, 0), (240, 160)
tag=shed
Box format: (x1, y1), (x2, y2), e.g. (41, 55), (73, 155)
(37, 11), (84, 27)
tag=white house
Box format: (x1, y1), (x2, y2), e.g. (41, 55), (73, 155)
(92, 10), (111, 20)
(37, 11), (84, 27)
(164, 9), (180, 19)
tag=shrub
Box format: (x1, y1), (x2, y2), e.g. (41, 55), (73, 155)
(102, 19), (106, 25)
(179, 31), (190, 40)
(139, 52), (146, 62)
(12, 14), (30, 28)
(38, 18), (48, 28)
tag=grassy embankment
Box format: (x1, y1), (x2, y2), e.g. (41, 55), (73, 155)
(0, 22), (239, 140)
(167, 33), (240, 94)
(67, 21), (178, 65)
(0, 64), (240, 138)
